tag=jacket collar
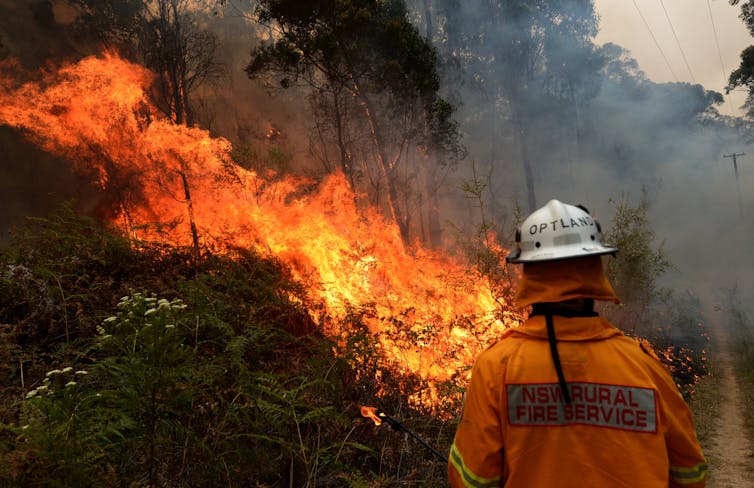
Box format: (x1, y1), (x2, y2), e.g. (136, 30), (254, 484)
(514, 256), (619, 309)
(506, 314), (623, 342)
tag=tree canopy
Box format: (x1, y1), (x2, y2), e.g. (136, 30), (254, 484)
(247, 0), (461, 243)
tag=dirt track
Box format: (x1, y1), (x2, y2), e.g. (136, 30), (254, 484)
(704, 325), (754, 487)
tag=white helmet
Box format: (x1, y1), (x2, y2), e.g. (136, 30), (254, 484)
(506, 199), (617, 263)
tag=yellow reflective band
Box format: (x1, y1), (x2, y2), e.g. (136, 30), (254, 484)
(670, 462), (708, 484)
(449, 442), (501, 488)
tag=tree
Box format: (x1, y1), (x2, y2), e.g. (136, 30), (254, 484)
(71, 0), (220, 126)
(410, 1), (603, 213)
(69, 0), (222, 251)
(246, 0), (461, 244)
(601, 191), (671, 337)
(728, 1), (754, 118)
(488, 0), (602, 212)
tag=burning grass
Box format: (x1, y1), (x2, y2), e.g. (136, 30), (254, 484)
(0, 206), (457, 486)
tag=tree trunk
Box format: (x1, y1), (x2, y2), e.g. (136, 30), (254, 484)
(521, 141), (536, 213)
(179, 166), (200, 252)
(423, 0), (433, 40)
(332, 90), (355, 189)
(511, 97), (537, 212)
(423, 161), (442, 248)
(350, 78), (409, 243)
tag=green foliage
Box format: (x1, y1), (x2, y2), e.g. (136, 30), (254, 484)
(602, 190), (671, 335)
(451, 160), (518, 304)
(727, 2), (754, 119)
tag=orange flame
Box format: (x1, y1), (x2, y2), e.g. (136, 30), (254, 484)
(0, 53), (523, 412)
(360, 406), (383, 426)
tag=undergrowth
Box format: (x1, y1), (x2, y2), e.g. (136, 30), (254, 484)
(725, 292), (754, 457)
(0, 204), (453, 487)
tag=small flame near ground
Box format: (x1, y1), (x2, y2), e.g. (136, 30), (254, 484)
(0, 52), (523, 413)
(360, 406), (383, 426)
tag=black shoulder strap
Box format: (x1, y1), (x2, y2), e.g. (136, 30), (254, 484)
(545, 313), (572, 404)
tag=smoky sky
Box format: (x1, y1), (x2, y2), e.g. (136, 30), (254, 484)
(1, 0), (753, 320)
(594, 0), (751, 118)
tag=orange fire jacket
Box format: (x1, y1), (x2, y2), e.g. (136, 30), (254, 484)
(448, 314), (707, 488)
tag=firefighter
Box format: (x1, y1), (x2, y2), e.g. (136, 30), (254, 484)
(448, 199), (707, 488)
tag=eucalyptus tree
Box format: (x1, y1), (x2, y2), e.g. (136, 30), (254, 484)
(246, 0), (461, 244)
(70, 0), (220, 127)
(409, 0), (603, 213)
(728, 1), (754, 120)
(69, 0), (222, 251)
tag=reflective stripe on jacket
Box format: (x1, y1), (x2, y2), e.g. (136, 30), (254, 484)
(448, 315), (707, 488)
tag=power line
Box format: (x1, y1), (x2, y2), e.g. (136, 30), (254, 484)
(632, 0), (679, 81)
(658, 0), (696, 83)
(706, 0), (735, 112)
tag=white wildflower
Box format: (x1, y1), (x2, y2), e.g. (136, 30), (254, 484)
(21, 425), (30, 430)
(36, 385), (48, 392)
(65, 381), (77, 388)
(25, 390), (37, 398)
(75, 370), (88, 376)
(96, 325), (106, 335)
(104, 316), (118, 323)
(164, 324), (175, 329)
(144, 308), (157, 316)
(45, 369), (62, 377)
(61, 367), (73, 373)
(157, 299), (171, 309)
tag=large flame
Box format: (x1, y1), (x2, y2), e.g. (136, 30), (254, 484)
(0, 53), (522, 411)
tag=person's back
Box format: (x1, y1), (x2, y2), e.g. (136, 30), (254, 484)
(448, 200), (707, 487)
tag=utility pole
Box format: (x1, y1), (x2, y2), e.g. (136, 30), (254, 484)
(723, 152), (745, 216)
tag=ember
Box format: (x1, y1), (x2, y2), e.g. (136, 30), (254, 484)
(0, 52), (523, 412)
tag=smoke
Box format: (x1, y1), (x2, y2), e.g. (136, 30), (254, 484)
(410, 0), (754, 321)
(1, 0), (752, 320)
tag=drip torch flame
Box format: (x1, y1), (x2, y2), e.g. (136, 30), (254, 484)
(360, 406), (382, 426)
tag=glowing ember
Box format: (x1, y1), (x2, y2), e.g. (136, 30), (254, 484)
(360, 406), (383, 426)
(0, 53), (523, 412)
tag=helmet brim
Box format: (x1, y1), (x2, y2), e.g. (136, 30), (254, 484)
(506, 245), (617, 264)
